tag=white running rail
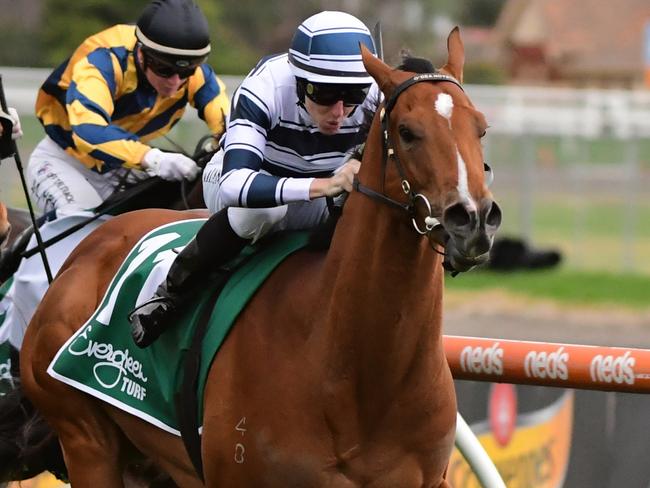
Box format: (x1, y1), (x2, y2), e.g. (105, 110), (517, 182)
(455, 412), (506, 488)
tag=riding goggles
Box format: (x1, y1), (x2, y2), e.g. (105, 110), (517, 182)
(300, 79), (371, 107)
(143, 49), (205, 79)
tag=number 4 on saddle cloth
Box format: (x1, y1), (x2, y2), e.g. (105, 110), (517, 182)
(48, 219), (310, 435)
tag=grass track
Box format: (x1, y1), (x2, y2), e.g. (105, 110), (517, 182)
(445, 268), (650, 310)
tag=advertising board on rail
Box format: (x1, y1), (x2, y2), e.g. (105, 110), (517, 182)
(450, 383), (573, 488)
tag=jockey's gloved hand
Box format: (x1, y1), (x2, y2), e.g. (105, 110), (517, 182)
(7, 108), (22, 140)
(142, 148), (200, 181)
(328, 158), (361, 196)
(0, 107), (22, 140)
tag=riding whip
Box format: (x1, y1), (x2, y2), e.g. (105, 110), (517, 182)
(0, 74), (53, 283)
(373, 21), (384, 61)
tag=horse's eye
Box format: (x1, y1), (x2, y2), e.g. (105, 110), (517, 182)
(399, 125), (418, 144)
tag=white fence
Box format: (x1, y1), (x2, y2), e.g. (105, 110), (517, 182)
(4, 67), (650, 138)
(467, 84), (650, 139)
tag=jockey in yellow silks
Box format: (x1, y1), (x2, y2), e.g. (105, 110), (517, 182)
(29, 0), (230, 215)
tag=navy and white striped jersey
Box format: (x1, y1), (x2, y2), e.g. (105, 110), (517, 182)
(218, 53), (380, 209)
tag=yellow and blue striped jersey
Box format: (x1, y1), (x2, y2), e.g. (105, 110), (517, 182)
(35, 24), (230, 173)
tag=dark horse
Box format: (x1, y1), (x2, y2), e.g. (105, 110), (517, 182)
(0, 202), (30, 253)
(21, 29), (501, 487)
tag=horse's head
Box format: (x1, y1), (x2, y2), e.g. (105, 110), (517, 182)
(0, 202), (10, 249)
(360, 27), (501, 272)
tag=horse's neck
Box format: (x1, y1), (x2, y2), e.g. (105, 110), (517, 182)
(323, 197), (443, 355)
(317, 136), (445, 413)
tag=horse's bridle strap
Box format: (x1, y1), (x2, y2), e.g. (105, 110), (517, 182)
(352, 177), (410, 213)
(352, 71), (466, 245)
(355, 72), (463, 217)
(383, 72), (463, 114)
(379, 72), (463, 194)
(352, 71), (469, 274)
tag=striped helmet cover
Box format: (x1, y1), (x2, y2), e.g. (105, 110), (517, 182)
(288, 11), (377, 85)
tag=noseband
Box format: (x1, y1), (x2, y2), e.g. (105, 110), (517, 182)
(353, 72), (464, 236)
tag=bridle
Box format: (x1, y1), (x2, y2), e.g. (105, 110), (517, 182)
(352, 72), (465, 237)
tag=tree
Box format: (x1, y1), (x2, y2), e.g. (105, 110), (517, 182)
(17, 0), (508, 74)
(40, 0), (229, 71)
(457, 0), (506, 27)
(42, 0), (146, 66)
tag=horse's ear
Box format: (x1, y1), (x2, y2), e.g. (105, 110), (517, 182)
(361, 44), (394, 94)
(440, 26), (464, 84)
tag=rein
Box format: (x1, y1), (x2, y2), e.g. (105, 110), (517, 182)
(353, 72), (464, 235)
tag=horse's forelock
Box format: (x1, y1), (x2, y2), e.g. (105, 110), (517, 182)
(396, 55), (435, 74)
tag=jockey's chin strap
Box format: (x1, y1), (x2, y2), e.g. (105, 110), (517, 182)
(353, 72), (464, 238)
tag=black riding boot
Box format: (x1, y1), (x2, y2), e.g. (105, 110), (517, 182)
(129, 208), (249, 348)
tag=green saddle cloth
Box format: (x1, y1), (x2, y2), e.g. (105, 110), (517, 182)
(48, 219), (310, 435)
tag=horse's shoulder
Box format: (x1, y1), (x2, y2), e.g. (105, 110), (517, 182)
(65, 209), (206, 271)
(90, 208), (208, 243)
(110, 208), (208, 226)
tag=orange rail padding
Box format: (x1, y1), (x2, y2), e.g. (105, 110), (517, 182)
(444, 335), (650, 393)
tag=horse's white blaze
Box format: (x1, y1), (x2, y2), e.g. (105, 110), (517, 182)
(435, 93), (476, 208)
(435, 93), (453, 124)
(456, 150), (476, 209)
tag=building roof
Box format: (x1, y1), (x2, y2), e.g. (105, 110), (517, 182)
(496, 0), (650, 78)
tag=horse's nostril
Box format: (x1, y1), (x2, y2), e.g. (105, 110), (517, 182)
(485, 201), (502, 229)
(443, 202), (472, 230)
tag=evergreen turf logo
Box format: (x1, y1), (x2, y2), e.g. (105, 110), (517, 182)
(68, 324), (149, 400)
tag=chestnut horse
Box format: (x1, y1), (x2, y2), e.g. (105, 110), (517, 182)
(21, 28), (501, 487)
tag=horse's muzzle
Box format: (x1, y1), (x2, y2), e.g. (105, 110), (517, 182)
(441, 198), (502, 272)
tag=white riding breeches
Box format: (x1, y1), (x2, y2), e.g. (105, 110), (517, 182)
(27, 137), (148, 215)
(203, 150), (329, 242)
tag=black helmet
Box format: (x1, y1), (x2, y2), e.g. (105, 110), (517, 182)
(136, 0), (211, 60)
